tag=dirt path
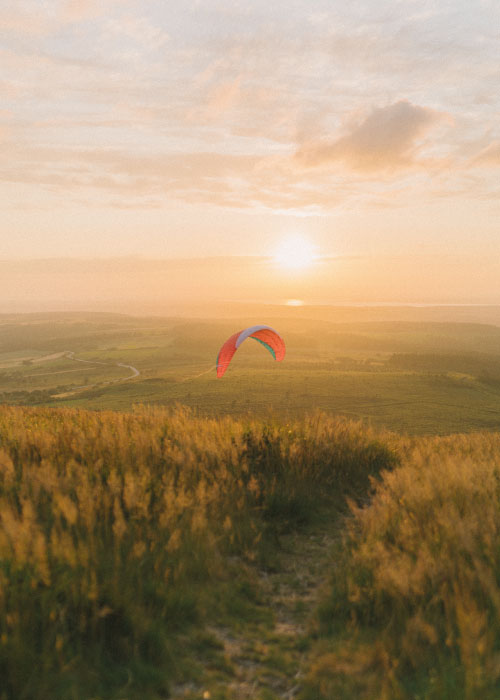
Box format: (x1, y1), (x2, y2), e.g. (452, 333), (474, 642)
(172, 518), (340, 699)
(51, 351), (140, 397)
(65, 351), (140, 380)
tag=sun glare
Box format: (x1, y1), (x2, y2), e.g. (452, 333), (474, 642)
(273, 235), (317, 271)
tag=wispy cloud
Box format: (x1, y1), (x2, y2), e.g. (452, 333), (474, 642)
(295, 101), (448, 173)
(61, 0), (121, 23)
(104, 13), (169, 51)
(1, 0), (499, 260)
(0, 0), (124, 36)
(197, 77), (242, 120)
(472, 141), (500, 167)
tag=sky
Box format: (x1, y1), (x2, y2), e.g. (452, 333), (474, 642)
(1, 0), (499, 305)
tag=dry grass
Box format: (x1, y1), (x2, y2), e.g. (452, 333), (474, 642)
(0, 404), (393, 699)
(307, 431), (500, 699)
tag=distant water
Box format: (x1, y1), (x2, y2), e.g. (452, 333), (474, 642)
(279, 301), (500, 308)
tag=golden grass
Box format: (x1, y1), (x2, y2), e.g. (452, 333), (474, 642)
(0, 404), (393, 699)
(308, 431), (500, 699)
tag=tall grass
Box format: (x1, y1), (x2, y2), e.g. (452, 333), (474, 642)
(307, 431), (500, 700)
(0, 405), (393, 699)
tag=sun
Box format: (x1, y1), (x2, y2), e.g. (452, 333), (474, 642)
(273, 235), (317, 270)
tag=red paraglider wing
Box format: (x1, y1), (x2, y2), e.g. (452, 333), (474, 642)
(216, 331), (241, 378)
(216, 325), (285, 378)
(249, 327), (286, 362)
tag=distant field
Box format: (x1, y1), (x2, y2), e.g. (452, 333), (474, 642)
(1, 311), (500, 433)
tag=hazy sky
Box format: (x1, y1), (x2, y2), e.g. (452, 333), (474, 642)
(1, 0), (499, 302)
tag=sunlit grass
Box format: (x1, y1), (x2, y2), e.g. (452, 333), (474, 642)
(306, 431), (500, 699)
(4, 401), (500, 698)
(0, 404), (393, 699)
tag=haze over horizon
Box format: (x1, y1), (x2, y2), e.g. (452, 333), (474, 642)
(1, 1), (499, 308)
(1, 255), (500, 315)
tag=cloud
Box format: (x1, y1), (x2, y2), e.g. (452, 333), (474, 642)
(295, 100), (446, 172)
(60, 0), (101, 22)
(0, 15), (44, 36)
(201, 77), (242, 119)
(0, 0), (124, 36)
(472, 141), (500, 167)
(105, 14), (169, 50)
(61, 0), (116, 23)
(0, 0), (496, 216)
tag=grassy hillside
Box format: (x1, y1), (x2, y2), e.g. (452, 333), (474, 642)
(0, 404), (393, 699)
(2, 403), (500, 698)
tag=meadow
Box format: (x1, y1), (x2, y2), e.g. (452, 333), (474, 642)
(2, 310), (500, 698)
(2, 310), (500, 434)
(2, 403), (500, 698)
(0, 404), (393, 699)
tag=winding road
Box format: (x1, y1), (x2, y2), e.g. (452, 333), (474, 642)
(54, 351), (141, 397)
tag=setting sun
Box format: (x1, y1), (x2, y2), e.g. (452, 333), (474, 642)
(273, 236), (318, 271)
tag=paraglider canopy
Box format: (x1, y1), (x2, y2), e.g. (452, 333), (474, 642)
(216, 325), (286, 378)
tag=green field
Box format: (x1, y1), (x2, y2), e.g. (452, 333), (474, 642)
(2, 310), (500, 433)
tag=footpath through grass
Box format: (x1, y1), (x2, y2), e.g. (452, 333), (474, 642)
(0, 405), (393, 699)
(171, 506), (345, 700)
(3, 403), (500, 699)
